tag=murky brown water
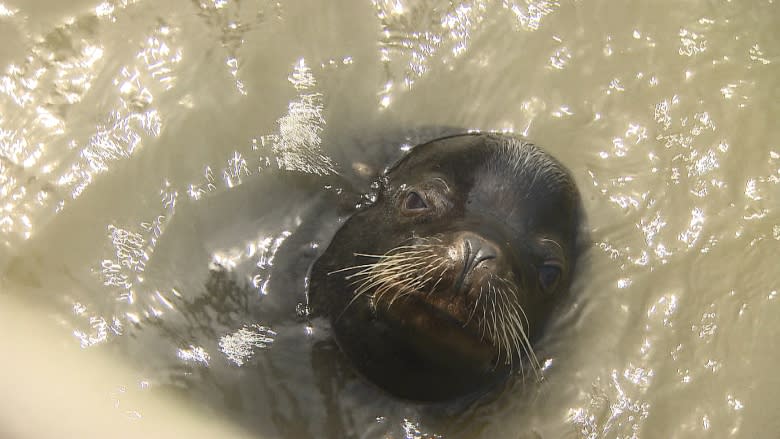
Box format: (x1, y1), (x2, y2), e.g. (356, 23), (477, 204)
(0, 0), (778, 437)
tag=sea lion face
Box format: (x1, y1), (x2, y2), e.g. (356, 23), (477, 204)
(309, 133), (581, 401)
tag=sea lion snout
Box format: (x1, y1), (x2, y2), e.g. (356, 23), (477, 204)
(451, 231), (500, 293)
(460, 232), (498, 270)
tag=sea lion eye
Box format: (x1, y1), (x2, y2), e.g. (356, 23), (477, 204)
(538, 261), (562, 291)
(403, 191), (428, 211)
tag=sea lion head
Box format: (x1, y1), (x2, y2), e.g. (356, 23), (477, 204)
(308, 133), (581, 401)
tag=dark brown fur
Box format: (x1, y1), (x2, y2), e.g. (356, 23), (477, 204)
(308, 133), (581, 401)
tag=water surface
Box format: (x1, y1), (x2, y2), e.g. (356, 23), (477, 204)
(0, 0), (778, 437)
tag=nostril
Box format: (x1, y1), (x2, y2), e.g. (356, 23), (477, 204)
(454, 233), (500, 294)
(473, 247), (496, 266)
(463, 238), (472, 266)
(462, 235), (497, 270)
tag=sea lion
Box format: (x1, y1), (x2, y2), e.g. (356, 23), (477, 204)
(308, 133), (581, 401)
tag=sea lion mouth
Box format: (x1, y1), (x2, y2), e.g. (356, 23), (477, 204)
(328, 239), (542, 374)
(376, 288), (485, 343)
(337, 250), (485, 340)
(376, 290), (499, 370)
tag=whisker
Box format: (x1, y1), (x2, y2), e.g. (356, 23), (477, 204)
(496, 296), (511, 366)
(498, 288), (534, 379)
(490, 284), (501, 370)
(464, 284), (483, 326)
(327, 263), (383, 276)
(495, 282), (542, 379)
(332, 241), (546, 380)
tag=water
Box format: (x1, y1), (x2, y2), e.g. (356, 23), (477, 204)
(0, 0), (778, 437)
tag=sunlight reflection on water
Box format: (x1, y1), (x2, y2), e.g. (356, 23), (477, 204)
(0, 0), (778, 437)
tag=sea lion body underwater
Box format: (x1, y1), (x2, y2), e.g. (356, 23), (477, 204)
(308, 132), (581, 402)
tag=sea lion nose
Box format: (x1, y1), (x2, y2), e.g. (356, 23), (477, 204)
(459, 232), (498, 273)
